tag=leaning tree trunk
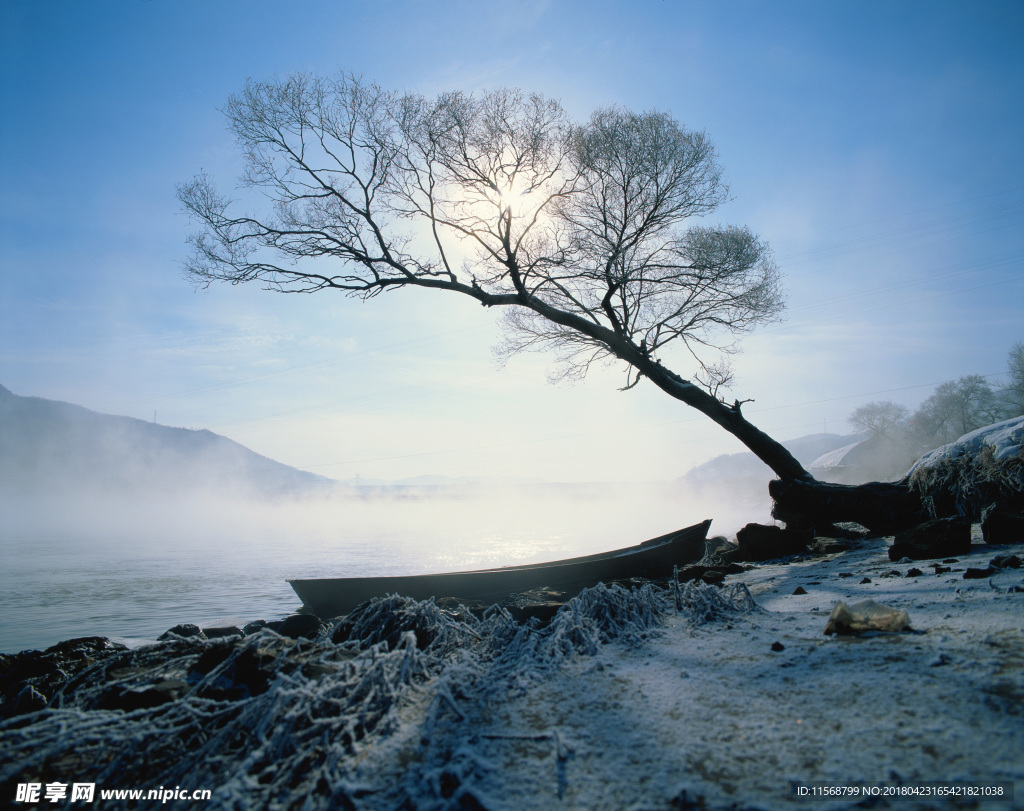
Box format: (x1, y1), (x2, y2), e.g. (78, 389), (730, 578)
(515, 298), (931, 537)
(639, 360), (929, 535)
(639, 360), (811, 481)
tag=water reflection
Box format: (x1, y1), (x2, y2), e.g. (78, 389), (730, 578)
(0, 484), (741, 652)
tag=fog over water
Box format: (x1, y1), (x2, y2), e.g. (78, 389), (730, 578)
(0, 483), (765, 654)
(0, 382), (780, 653)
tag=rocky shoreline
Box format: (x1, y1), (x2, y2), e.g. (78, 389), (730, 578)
(2, 524), (1021, 809)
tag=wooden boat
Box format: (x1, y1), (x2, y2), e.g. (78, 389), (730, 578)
(288, 519), (712, 618)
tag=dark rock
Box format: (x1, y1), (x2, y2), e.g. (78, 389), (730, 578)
(906, 568), (923, 578)
(270, 614), (324, 640)
(331, 618), (356, 645)
(158, 623), (206, 641)
(667, 565), (733, 581)
(46, 636), (126, 660)
(735, 523), (810, 561)
(943, 559), (960, 563)
(792, 586), (807, 595)
(506, 602), (563, 625)
(434, 597), (489, 623)
(981, 506), (1024, 545)
(673, 564), (732, 585)
(12, 684), (47, 715)
(190, 641), (275, 702)
(301, 661), (339, 680)
(1, 650), (52, 683)
(189, 641), (239, 678)
(203, 625), (244, 639)
(963, 567), (996, 579)
(97, 679), (189, 712)
(809, 537), (852, 555)
(838, 572), (853, 578)
(243, 620), (268, 635)
(671, 789), (703, 810)
(770, 641), (785, 652)
(456, 790), (488, 811)
(990, 554), (1021, 570)
(700, 569), (726, 585)
(439, 769), (460, 799)
(0, 636), (128, 719)
(859, 577), (872, 584)
(818, 523), (871, 541)
(229, 647), (278, 697)
(889, 517), (972, 561)
(145, 678), (191, 701)
(485, 589), (569, 626)
(3, 637), (127, 684)
(699, 536), (741, 565)
(932, 565), (951, 575)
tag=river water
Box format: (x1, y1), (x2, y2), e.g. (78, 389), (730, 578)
(1, 485), (735, 653)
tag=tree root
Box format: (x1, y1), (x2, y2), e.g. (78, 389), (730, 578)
(769, 477), (928, 536)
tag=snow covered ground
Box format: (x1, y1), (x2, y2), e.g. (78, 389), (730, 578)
(376, 532), (1022, 810)
(3, 529), (1021, 810)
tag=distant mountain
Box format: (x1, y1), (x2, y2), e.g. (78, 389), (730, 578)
(681, 432), (863, 485)
(0, 384), (333, 496)
(805, 429), (928, 484)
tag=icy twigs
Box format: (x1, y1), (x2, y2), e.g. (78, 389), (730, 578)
(1, 580), (757, 810)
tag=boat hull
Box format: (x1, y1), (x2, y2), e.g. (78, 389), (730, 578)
(288, 519), (712, 618)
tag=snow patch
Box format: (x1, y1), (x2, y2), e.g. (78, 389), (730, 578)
(808, 440), (865, 472)
(909, 415), (1024, 474)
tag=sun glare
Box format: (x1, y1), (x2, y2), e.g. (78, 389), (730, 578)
(494, 177), (531, 219)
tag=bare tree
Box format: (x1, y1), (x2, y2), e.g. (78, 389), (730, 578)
(179, 74), (805, 481)
(180, 75), (946, 534)
(848, 401), (910, 439)
(913, 375), (999, 445)
(1001, 341), (1024, 417)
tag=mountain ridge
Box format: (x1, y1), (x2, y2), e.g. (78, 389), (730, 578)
(680, 432), (864, 484)
(0, 385), (333, 496)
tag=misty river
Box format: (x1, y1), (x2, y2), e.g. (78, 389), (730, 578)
(1, 484), (747, 653)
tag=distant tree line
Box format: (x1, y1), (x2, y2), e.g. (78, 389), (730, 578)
(845, 342), (1024, 479)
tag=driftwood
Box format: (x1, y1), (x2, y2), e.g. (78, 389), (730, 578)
(768, 418), (1024, 540)
(769, 477), (928, 536)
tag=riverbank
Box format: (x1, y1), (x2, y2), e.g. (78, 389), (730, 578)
(2, 530), (1022, 809)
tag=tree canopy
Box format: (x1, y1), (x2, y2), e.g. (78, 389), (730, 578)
(179, 74), (805, 481)
(848, 401), (910, 439)
(1003, 342), (1024, 416)
(914, 375), (1000, 445)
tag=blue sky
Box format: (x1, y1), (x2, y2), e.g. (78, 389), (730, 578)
(2, 0), (1022, 483)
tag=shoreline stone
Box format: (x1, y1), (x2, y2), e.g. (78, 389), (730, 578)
(888, 516), (972, 561)
(1, 636), (129, 720)
(735, 523), (810, 561)
(981, 506), (1024, 545)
